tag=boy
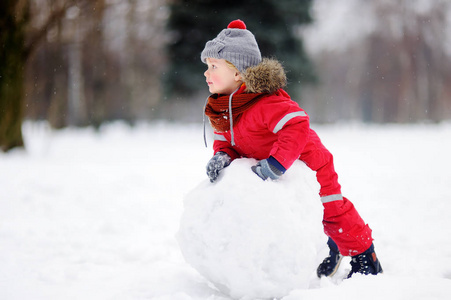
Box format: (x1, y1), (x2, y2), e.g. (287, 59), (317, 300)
(202, 19), (382, 278)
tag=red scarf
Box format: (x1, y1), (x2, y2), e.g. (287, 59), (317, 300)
(205, 89), (265, 132)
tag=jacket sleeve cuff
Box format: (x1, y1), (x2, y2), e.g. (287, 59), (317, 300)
(267, 156), (287, 174)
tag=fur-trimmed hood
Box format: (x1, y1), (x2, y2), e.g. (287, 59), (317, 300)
(242, 58), (287, 94)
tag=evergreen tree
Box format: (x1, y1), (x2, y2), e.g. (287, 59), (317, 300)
(165, 0), (315, 98)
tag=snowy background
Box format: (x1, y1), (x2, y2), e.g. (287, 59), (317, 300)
(1, 121), (451, 299)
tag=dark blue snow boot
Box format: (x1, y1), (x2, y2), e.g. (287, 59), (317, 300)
(317, 238), (343, 277)
(347, 244), (383, 278)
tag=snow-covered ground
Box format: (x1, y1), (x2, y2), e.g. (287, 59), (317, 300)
(1, 121), (451, 300)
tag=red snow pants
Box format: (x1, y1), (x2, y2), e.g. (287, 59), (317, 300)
(301, 143), (373, 256)
(322, 198), (373, 256)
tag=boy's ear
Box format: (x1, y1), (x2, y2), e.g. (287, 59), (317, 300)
(234, 72), (242, 82)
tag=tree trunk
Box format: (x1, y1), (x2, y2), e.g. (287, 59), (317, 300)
(0, 1), (27, 151)
(1, 0), (81, 151)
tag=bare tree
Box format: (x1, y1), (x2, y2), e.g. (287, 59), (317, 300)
(361, 0), (451, 122)
(25, 0), (169, 128)
(0, 0), (87, 151)
(301, 0), (451, 123)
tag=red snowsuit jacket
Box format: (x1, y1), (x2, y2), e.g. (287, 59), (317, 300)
(212, 88), (341, 198)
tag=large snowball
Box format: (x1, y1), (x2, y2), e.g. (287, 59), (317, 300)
(177, 159), (324, 299)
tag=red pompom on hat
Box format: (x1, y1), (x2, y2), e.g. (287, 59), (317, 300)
(227, 19), (246, 30)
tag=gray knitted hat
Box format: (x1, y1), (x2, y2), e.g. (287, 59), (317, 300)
(201, 19), (262, 73)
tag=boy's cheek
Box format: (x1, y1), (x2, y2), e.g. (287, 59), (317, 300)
(210, 75), (219, 83)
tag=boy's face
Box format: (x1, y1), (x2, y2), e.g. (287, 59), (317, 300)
(204, 58), (242, 94)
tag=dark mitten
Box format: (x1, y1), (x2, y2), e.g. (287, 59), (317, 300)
(206, 152), (232, 182)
